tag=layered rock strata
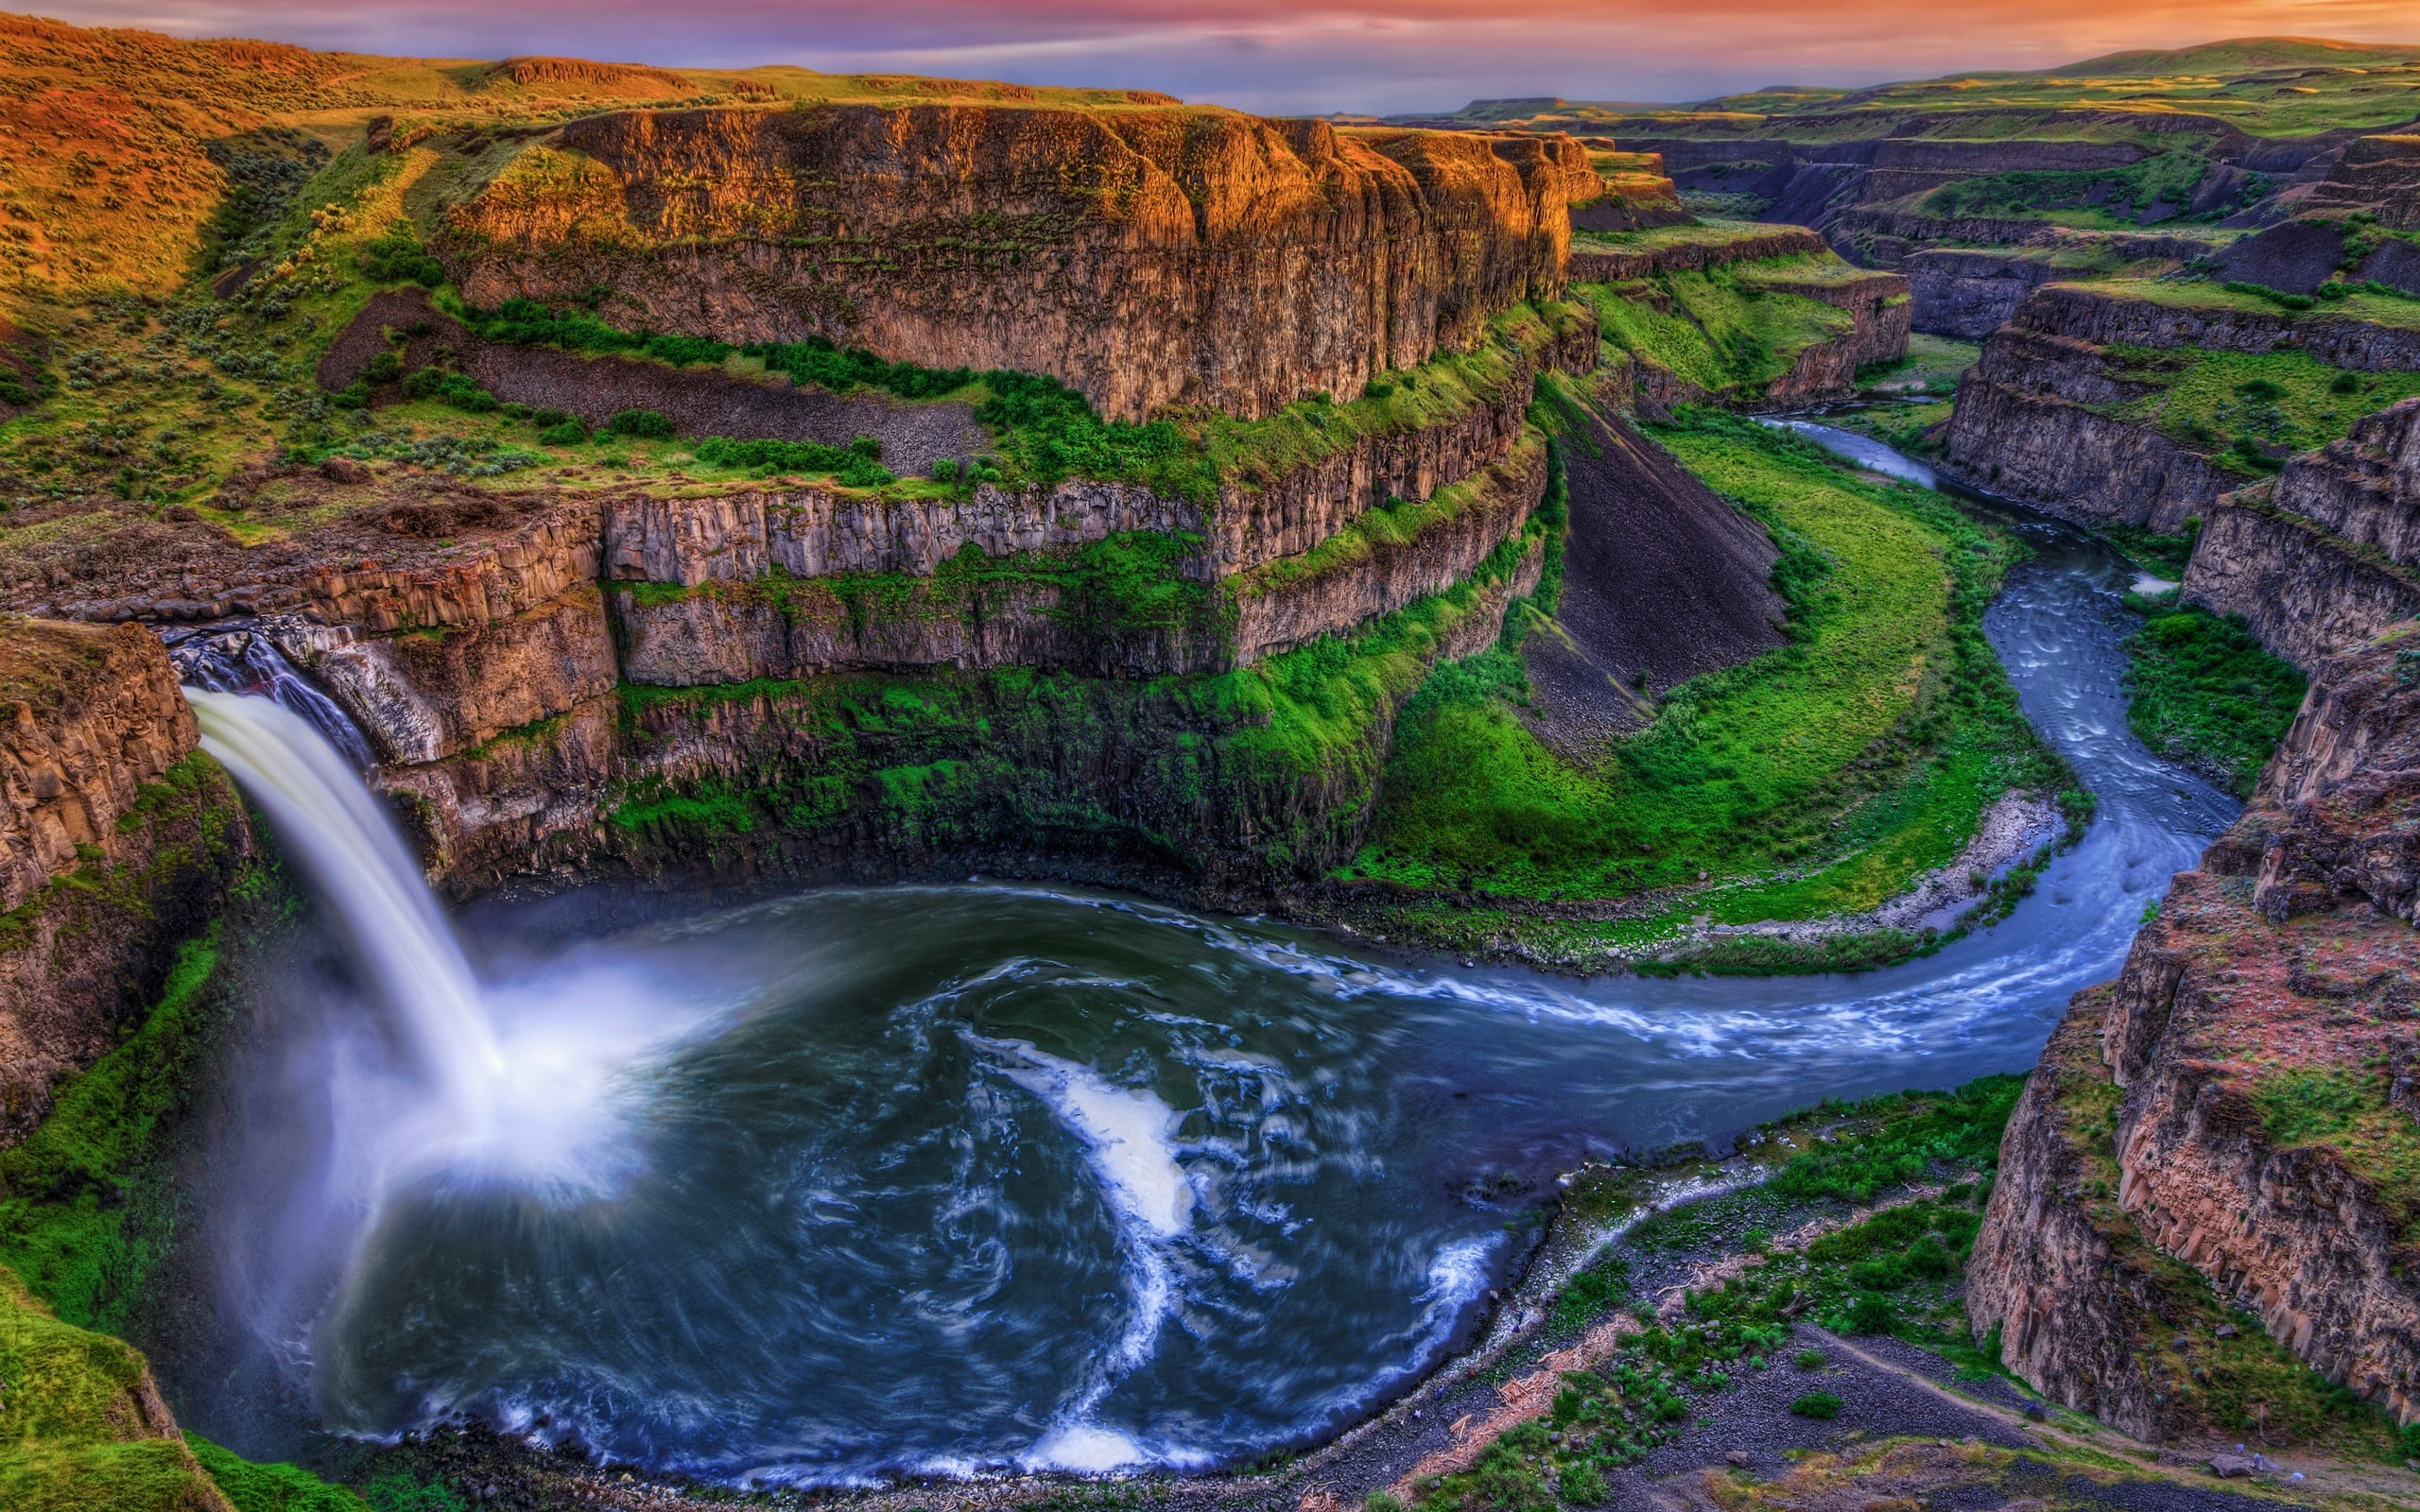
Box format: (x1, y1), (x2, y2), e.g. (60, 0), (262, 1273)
(0, 620), (248, 1141)
(1943, 285), (2420, 534)
(440, 105), (1598, 422)
(1900, 249), (2058, 339)
(1567, 225), (1822, 284)
(2185, 402), (2420, 667)
(1970, 625), (2420, 1435)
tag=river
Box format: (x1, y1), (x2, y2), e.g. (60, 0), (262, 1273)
(175, 421), (2240, 1488)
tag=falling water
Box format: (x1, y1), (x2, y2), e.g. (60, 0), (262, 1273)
(187, 690), (506, 1118)
(172, 628), (378, 769)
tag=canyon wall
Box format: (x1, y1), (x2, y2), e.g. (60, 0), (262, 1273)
(1900, 249), (2057, 339)
(439, 105), (1599, 422)
(0, 620), (249, 1142)
(1971, 622), (2420, 1436)
(1943, 286), (2420, 535)
(2185, 401), (2420, 667)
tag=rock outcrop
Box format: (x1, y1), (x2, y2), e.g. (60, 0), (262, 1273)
(1567, 225), (1822, 284)
(1942, 285), (2420, 534)
(1971, 624), (2420, 1435)
(1900, 249), (2058, 339)
(440, 105), (1598, 422)
(0, 620), (249, 1142)
(2185, 402), (2420, 667)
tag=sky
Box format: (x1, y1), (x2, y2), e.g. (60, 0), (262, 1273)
(34, 2), (2420, 114)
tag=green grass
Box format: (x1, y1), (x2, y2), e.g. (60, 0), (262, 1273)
(1826, 399), (1954, 456)
(187, 1438), (372, 1512)
(2073, 276), (2420, 331)
(2098, 344), (2420, 473)
(2250, 1068), (2420, 1237)
(1859, 334), (1979, 397)
(1352, 413), (2067, 939)
(1421, 1073), (2033, 1512)
(1919, 149), (2221, 226)
(1767, 1077), (2026, 1205)
(0, 1265), (229, 1512)
(2121, 597), (2305, 797)
(1582, 261), (1852, 398)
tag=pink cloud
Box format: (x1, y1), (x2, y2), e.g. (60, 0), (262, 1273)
(26, 2), (2420, 112)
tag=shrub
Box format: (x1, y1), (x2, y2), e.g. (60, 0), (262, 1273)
(1558, 1462), (1606, 1503)
(2331, 369), (2365, 395)
(356, 231), (444, 288)
(531, 407), (571, 427)
(604, 408), (675, 439)
(399, 367), (441, 399)
(538, 420), (589, 446)
(2235, 377), (2287, 402)
(1789, 1391), (1842, 1419)
(1793, 1348), (1825, 1369)
(363, 352), (402, 385)
(436, 373), (497, 414)
(1842, 1293), (1897, 1334)
(930, 457), (959, 482)
(691, 434), (893, 488)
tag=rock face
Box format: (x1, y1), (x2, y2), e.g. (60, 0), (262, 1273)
(0, 620), (249, 1142)
(319, 291), (991, 479)
(1567, 225), (1822, 283)
(2300, 133), (2420, 231)
(1941, 285), (2420, 534)
(1944, 317), (2229, 533)
(1900, 249), (2056, 338)
(1970, 625), (2420, 1435)
(441, 105), (1598, 422)
(2185, 402), (2420, 667)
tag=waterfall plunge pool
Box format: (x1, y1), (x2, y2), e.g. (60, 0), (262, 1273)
(164, 422), (2239, 1489)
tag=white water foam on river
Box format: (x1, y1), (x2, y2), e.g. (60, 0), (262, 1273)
(972, 1036), (1205, 1472)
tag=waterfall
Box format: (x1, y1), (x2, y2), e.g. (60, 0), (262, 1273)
(171, 628), (378, 770)
(188, 690), (506, 1118)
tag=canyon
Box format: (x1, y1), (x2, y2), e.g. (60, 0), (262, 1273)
(3, 17), (2420, 1512)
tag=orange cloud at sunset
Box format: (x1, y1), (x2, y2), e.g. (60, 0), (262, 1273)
(28, 2), (2420, 112)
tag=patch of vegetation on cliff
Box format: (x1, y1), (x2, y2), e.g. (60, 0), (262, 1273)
(0, 918), (224, 1334)
(2250, 1068), (2420, 1237)
(2080, 275), (2420, 330)
(1352, 413), (2068, 956)
(1580, 259), (1854, 400)
(1919, 149), (2219, 228)
(0, 1263), (235, 1512)
(2121, 596), (2305, 797)
(2038, 1021), (2414, 1458)
(609, 524), (1539, 873)
(2098, 343), (2420, 475)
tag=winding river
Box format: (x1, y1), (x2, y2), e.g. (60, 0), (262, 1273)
(176, 421), (2240, 1488)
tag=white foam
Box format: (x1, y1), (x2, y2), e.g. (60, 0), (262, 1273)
(978, 1039), (1192, 1242)
(971, 1036), (1199, 1466)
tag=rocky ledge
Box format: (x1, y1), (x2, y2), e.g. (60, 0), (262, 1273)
(1944, 285), (2420, 534)
(2186, 400), (2420, 667)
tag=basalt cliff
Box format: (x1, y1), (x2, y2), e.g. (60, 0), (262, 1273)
(1971, 621), (2420, 1437)
(439, 105), (1599, 422)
